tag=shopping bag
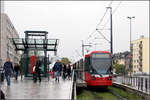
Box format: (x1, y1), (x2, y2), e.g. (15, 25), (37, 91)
(33, 66), (36, 72)
(52, 71), (55, 78)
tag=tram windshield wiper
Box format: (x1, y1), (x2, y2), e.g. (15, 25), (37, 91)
(99, 74), (103, 77)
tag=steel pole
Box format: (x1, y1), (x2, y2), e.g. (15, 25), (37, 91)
(82, 40), (84, 56)
(110, 7), (113, 55)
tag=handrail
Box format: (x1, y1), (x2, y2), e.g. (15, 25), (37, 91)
(71, 70), (77, 100)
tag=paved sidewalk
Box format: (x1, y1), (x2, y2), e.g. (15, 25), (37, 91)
(1, 76), (73, 99)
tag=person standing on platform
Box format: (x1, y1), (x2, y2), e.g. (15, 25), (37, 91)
(14, 63), (20, 80)
(34, 57), (42, 83)
(53, 60), (62, 82)
(67, 64), (71, 80)
(3, 58), (14, 86)
(63, 64), (67, 79)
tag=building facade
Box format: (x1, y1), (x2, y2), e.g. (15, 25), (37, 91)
(113, 51), (130, 69)
(0, 13), (20, 66)
(131, 37), (149, 74)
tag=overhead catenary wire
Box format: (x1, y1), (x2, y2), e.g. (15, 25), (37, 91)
(75, 49), (82, 58)
(89, 1), (122, 45)
(98, 1), (122, 31)
(96, 0), (113, 28)
(85, 0), (113, 41)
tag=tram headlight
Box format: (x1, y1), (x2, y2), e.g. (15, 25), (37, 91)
(108, 75), (112, 80)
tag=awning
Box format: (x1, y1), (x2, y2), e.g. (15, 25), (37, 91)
(9, 38), (59, 51)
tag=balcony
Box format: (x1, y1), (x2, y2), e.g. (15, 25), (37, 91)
(139, 62), (142, 66)
(139, 50), (142, 55)
(139, 44), (143, 49)
(139, 56), (142, 60)
(139, 67), (142, 72)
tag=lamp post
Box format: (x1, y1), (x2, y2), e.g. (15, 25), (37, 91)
(127, 16), (135, 76)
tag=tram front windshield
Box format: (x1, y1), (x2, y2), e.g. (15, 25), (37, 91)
(91, 53), (112, 74)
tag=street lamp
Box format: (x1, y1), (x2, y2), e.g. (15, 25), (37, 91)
(127, 16), (135, 76)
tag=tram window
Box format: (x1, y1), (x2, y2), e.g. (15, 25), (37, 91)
(92, 53), (110, 58)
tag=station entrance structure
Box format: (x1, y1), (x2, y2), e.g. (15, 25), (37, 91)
(10, 31), (59, 77)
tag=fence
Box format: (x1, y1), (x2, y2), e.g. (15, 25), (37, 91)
(115, 75), (150, 94)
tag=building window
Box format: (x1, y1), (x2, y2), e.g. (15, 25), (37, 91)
(6, 36), (9, 57)
(134, 65), (136, 68)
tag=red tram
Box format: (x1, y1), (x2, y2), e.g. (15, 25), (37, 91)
(74, 51), (113, 87)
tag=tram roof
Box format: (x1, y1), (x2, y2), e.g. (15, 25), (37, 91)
(9, 38), (59, 51)
(85, 51), (110, 57)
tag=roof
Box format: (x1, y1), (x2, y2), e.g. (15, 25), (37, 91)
(9, 38), (59, 51)
(85, 51), (110, 57)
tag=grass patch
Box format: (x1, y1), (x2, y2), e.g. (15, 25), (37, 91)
(77, 87), (119, 100)
(108, 86), (145, 100)
(77, 86), (146, 100)
(95, 92), (119, 100)
(77, 89), (96, 100)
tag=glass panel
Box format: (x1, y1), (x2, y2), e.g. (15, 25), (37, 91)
(37, 51), (45, 56)
(36, 39), (44, 44)
(36, 45), (43, 48)
(27, 39), (35, 44)
(16, 45), (24, 49)
(47, 45), (55, 49)
(47, 39), (57, 44)
(28, 50), (35, 56)
(91, 53), (110, 58)
(28, 45), (35, 48)
(13, 38), (23, 44)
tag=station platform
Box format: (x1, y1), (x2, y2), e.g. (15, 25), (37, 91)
(1, 76), (73, 99)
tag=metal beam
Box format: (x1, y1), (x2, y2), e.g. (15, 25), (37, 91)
(12, 39), (18, 50)
(24, 30), (48, 34)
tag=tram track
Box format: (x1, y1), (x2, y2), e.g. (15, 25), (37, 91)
(91, 91), (103, 100)
(77, 86), (146, 100)
(109, 89), (127, 100)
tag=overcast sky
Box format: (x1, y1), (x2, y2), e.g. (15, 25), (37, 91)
(3, 1), (149, 62)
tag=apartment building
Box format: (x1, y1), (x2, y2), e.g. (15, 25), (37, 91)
(0, 13), (20, 65)
(131, 36), (149, 74)
(113, 51), (130, 69)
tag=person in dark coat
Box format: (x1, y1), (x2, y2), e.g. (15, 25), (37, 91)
(33, 57), (42, 83)
(67, 64), (71, 80)
(63, 64), (67, 79)
(53, 60), (62, 82)
(3, 58), (14, 86)
(14, 63), (20, 80)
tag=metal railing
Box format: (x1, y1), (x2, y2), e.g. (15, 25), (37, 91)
(114, 75), (150, 94)
(71, 70), (77, 100)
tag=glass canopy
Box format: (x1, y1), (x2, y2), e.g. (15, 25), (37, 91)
(10, 38), (59, 51)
